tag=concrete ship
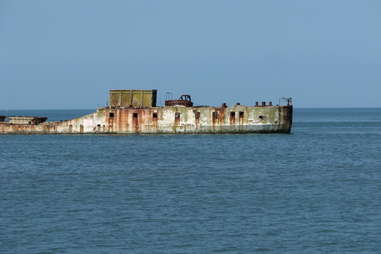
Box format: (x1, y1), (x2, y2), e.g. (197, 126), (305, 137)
(0, 90), (293, 134)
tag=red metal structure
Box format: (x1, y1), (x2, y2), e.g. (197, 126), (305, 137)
(165, 95), (193, 107)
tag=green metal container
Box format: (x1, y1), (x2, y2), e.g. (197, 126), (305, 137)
(109, 90), (157, 108)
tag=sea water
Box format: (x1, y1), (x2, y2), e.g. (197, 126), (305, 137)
(0, 108), (380, 253)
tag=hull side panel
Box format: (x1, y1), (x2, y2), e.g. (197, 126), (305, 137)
(0, 106), (293, 134)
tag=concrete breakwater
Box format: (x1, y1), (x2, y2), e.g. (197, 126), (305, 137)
(0, 90), (293, 134)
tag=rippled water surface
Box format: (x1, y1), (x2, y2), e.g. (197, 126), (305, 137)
(1, 109), (380, 253)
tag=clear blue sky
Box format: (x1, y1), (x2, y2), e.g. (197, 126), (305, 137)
(1, 0), (380, 109)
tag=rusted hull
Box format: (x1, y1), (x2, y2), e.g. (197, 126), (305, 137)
(0, 105), (293, 135)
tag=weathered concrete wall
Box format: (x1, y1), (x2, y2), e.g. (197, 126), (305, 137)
(8, 116), (47, 125)
(0, 105), (292, 134)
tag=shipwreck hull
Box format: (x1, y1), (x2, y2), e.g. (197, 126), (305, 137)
(0, 105), (293, 135)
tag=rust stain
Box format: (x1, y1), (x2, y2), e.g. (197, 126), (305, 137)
(194, 111), (200, 129)
(152, 112), (158, 129)
(133, 112), (139, 133)
(212, 111), (218, 126)
(216, 106), (226, 125)
(239, 111), (244, 125)
(230, 111), (236, 125)
(175, 112), (180, 126)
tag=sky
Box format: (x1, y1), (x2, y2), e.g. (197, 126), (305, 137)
(0, 0), (380, 109)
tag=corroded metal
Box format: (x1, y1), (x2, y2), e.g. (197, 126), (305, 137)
(0, 91), (293, 135)
(165, 95), (193, 107)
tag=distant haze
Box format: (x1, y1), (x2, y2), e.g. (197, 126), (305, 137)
(1, 0), (380, 109)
